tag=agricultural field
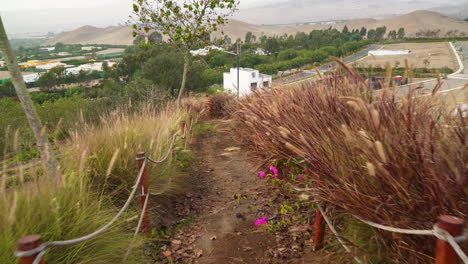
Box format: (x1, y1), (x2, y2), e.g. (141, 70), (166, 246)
(356, 42), (458, 69)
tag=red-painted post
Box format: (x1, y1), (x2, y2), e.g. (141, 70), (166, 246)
(18, 235), (44, 264)
(434, 215), (464, 264)
(136, 152), (150, 235)
(313, 207), (326, 251)
(180, 120), (186, 138)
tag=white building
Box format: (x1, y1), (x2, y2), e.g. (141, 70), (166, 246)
(82, 46), (100, 51)
(223, 68), (272, 97)
(40, 47), (55, 52)
(65, 62), (116, 75)
(36, 62), (67, 70)
(369, 50), (410, 56)
(23, 73), (41, 83)
(190, 45), (224, 56)
(254, 48), (267, 56)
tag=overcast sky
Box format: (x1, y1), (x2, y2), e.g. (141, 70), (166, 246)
(1, 0), (465, 36)
(1, 0), (278, 11)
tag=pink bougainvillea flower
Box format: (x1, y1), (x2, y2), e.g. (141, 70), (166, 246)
(297, 174), (303, 180)
(305, 169), (312, 174)
(269, 165), (278, 173)
(254, 216), (268, 227)
(272, 173), (279, 179)
(258, 171), (266, 179)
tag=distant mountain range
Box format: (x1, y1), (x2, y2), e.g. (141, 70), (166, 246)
(234, 0), (468, 24)
(45, 10), (468, 46)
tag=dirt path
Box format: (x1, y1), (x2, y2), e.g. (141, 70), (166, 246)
(159, 120), (338, 264)
(168, 119), (276, 263)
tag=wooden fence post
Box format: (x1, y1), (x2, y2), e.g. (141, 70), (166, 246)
(136, 152), (150, 235)
(313, 206), (326, 251)
(434, 215), (464, 264)
(180, 120), (186, 138)
(18, 235), (44, 264)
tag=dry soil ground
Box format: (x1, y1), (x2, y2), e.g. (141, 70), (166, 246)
(356, 42), (458, 69)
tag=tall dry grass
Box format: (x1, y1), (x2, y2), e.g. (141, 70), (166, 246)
(233, 69), (467, 262)
(1, 100), (195, 263)
(0, 167), (145, 264)
(68, 103), (189, 202)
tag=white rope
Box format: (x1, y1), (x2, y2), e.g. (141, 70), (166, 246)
(123, 192), (150, 262)
(146, 132), (179, 164)
(354, 216), (434, 236)
(356, 216), (468, 263)
(32, 250), (46, 264)
(316, 203), (365, 264)
(15, 160), (147, 257)
(292, 185), (468, 263)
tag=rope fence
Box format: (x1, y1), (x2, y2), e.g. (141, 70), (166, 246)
(14, 116), (195, 264)
(292, 186), (467, 264)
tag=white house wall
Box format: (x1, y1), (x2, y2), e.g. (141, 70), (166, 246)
(224, 68), (272, 97)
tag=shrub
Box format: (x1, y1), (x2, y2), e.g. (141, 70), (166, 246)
(233, 69), (466, 262)
(278, 48), (299, 61)
(208, 93), (236, 118)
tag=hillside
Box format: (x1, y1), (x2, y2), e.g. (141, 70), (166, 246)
(45, 26), (134, 45)
(215, 10), (468, 40)
(45, 10), (468, 46)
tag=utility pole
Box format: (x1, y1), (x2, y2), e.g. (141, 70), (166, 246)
(221, 42), (241, 98)
(236, 41), (240, 98)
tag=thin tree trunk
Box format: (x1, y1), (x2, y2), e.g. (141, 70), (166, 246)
(0, 17), (60, 183)
(176, 54), (190, 109)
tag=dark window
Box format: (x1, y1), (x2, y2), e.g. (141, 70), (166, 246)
(251, 82), (258, 91)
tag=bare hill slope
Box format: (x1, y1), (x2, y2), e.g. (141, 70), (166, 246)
(46, 10), (468, 46)
(45, 26), (134, 45)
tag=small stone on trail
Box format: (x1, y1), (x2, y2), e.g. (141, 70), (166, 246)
(194, 248), (203, 258)
(243, 246), (253, 251)
(220, 152), (233, 157)
(224, 147), (241, 152)
(211, 235), (217, 240)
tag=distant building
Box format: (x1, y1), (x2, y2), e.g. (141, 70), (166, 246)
(254, 48), (267, 55)
(190, 45), (224, 56)
(36, 62), (67, 70)
(40, 47), (55, 52)
(0, 60), (5, 67)
(23, 73), (41, 84)
(82, 46), (100, 51)
(65, 61), (116, 75)
(223, 68), (272, 97)
(369, 50), (410, 56)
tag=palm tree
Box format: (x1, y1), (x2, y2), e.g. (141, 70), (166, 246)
(0, 16), (60, 182)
